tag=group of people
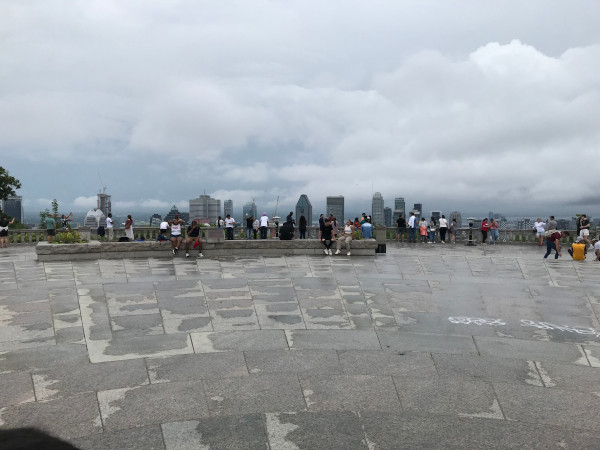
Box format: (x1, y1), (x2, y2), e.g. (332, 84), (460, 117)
(317, 213), (375, 256)
(401, 212), (459, 244)
(156, 214), (203, 258)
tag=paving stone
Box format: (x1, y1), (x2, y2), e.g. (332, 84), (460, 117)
(146, 352), (248, 383)
(203, 374), (305, 415)
(582, 344), (600, 367)
(300, 375), (401, 412)
(265, 411), (368, 450)
(190, 330), (288, 352)
(0, 343), (89, 374)
(0, 392), (102, 440)
(474, 335), (588, 365)
(245, 349), (342, 375)
(339, 350), (438, 377)
(0, 371), (35, 407)
(87, 334), (194, 363)
(69, 425), (165, 450)
(32, 359), (149, 400)
(98, 381), (209, 431)
(162, 415), (268, 450)
(377, 330), (478, 355)
(111, 313), (164, 338)
(534, 360), (600, 390)
(397, 377), (503, 419)
(432, 353), (543, 386)
(285, 330), (381, 350)
(494, 382), (600, 431)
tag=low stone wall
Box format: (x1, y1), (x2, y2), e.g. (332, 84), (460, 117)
(35, 239), (378, 261)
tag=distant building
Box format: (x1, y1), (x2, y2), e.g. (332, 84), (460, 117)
(517, 218), (532, 230)
(556, 219), (572, 230)
(384, 207), (392, 227)
(164, 205), (181, 222)
(149, 214), (162, 227)
(84, 209), (105, 228)
(413, 203), (422, 217)
(326, 196), (344, 223)
(393, 197), (405, 223)
(431, 211), (441, 221)
(449, 211), (462, 227)
(2, 196), (24, 223)
(98, 192), (111, 217)
(488, 211), (494, 221)
(371, 192), (384, 226)
(243, 201), (258, 219)
(189, 194), (221, 225)
(295, 195), (312, 227)
(224, 200), (233, 218)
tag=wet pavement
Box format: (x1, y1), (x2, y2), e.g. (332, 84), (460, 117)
(0, 243), (599, 449)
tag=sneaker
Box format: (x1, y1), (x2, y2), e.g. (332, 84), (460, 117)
(185, 252), (189, 258)
(324, 249), (329, 255)
(347, 252), (351, 256)
(172, 249), (176, 255)
(199, 253), (204, 258)
(335, 250), (341, 255)
(328, 249), (332, 255)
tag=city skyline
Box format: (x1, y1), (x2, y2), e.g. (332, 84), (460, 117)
(2, 2), (599, 219)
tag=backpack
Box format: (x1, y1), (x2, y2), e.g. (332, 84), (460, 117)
(544, 229), (559, 238)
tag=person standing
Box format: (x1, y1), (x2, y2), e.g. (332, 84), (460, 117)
(0, 216), (15, 248)
(534, 218), (546, 246)
(319, 214), (325, 229)
(335, 219), (354, 256)
(106, 213), (114, 241)
(547, 216), (557, 231)
(124, 215), (134, 241)
(450, 218), (458, 244)
(252, 216), (260, 239)
(579, 214), (591, 248)
(407, 212), (417, 243)
(319, 218), (335, 255)
(217, 216), (224, 229)
(298, 215), (307, 239)
(544, 230), (569, 259)
(259, 213), (269, 239)
(169, 214), (184, 254)
(438, 215), (448, 243)
(361, 217), (373, 239)
(184, 220), (203, 258)
(60, 212), (74, 229)
(396, 215), (406, 242)
(224, 214), (235, 240)
(45, 213), (56, 242)
(428, 217), (437, 243)
(331, 217), (339, 237)
(419, 217), (428, 243)
(480, 218), (490, 245)
(245, 215), (254, 240)
(489, 218), (499, 245)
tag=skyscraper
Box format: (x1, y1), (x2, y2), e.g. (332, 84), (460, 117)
(2, 196), (23, 223)
(189, 194), (221, 224)
(224, 200), (233, 218)
(295, 195), (312, 227)
(393, 197), (405, 222)
(384, 207), (392, 227)
(97, 192), (111, 217)
(431, 211), (441, 221)
(243, 201), (258, 219)
(326, 196), (344, 222)
(449, 211), (462, 227)
(371, 192), (384, 225)
(413, 203), (422, 215)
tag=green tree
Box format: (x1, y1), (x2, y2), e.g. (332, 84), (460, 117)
(0, 167), (21, 201)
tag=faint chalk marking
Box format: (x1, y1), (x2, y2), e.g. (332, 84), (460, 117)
(265, 412), (300, 450)
(525, 361), (543, 387)
(458, 398), (504, 420)
(448, 317), (506, 326)
(534, 362), (556, 387)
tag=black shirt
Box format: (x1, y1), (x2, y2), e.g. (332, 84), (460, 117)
(320, 224), (333, 240)
(396, 217), (406, 228)
(246, 218), (253, 228)
(187, 226), (200, 237)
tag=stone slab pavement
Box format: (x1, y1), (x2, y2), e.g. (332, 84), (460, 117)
(0, 243), (599, 449)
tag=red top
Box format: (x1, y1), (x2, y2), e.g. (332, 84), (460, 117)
(481, 220), (489, 231)
(546, 232), (561, 242)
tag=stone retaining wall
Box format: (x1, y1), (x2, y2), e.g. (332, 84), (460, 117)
(35, 239), (378, 261)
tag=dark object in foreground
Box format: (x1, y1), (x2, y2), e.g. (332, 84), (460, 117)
(0, 428), (79, 449)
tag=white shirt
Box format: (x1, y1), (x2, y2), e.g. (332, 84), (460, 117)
(171, 223), (182, 235)
(160, 221), (168, 230)
(438, 218), (448, 228)
(408, 216), (417, 228)
(225, 218), (235, 228)
(260, 216), (269, 227)
(534, 221), (546, 233)
(594, 242), (600, 252)
(106, 217), (113, 228)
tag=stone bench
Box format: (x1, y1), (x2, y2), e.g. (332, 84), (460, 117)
(35, 239), (378, 261)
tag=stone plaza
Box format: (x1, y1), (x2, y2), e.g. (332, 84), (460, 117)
(1, 243), (599, 449)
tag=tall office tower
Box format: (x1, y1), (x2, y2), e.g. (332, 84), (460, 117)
(393, 197), (406, 222)
(97, 192), (111, 217)
(413, 203), (422, 216)
(2, 196), (24, 223)
(243, 201), (258, 219)
(224, 200), (233, 218)
(431, 211), (441, 221)
(556, 219), (571, 230)
(295, 195), (312, 227)
(488, 211), (494, 220)
(326, 196), (344, 222)
(189, 194), (221, 224)
(149, 214), (162, 227)
(449, 211), (462, 227)
(164, 205), (181, 222)
(384, 207), (392, 227)
(371, 192), (384, 225)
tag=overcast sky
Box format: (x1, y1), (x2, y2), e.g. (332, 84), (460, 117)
(2, 0), (599, 219)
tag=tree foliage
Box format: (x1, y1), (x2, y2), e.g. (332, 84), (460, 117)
(0, 167), (21, 201)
